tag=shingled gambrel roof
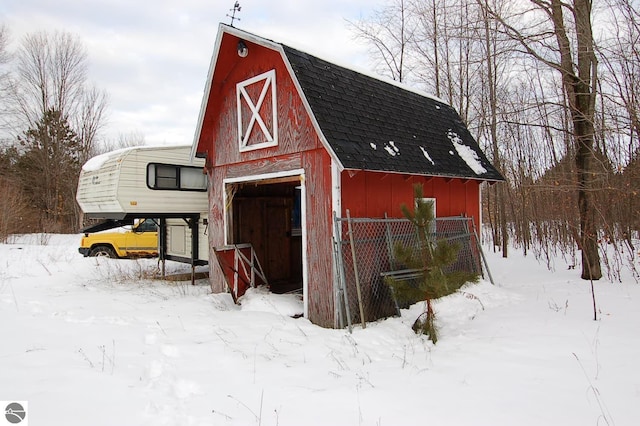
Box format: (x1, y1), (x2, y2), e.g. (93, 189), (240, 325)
(282, 45), (504, 182)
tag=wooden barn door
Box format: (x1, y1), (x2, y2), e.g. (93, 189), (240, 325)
(230, 180), (302, 293)
(266, 201), (291, 282)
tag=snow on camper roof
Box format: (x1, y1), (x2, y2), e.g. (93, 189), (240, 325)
(81, 144), (192, 172)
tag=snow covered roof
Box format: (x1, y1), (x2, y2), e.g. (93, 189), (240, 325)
(282, 45), (504, 182)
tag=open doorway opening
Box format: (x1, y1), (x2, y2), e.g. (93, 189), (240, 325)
(225, 176), (304, 295)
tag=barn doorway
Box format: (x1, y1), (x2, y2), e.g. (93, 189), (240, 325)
(224, 173), (305, 298)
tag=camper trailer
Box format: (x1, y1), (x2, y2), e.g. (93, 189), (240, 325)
(76, 145), (209, 266)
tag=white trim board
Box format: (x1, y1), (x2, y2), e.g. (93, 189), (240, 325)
(222, 168), (308, 318)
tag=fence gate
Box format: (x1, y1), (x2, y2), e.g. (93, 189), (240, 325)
(333, 214), (492, 330)
(214, 243), (269, 302)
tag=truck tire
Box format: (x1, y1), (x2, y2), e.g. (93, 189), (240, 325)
(89, 245), (117, 258)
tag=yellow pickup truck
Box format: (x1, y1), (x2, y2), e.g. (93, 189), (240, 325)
(79, 218), (159, 259)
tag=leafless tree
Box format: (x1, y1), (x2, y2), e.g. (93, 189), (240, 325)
(474, 0), (513, 257)
(596, 0), (640, 169)
(0, 24), (13, 135)
(6, 30), (108, 154)
(0, 25), (8, 64)
(479, 0), (602, 280)
(348, 0), (416, 82)
(111, 130), (147, 150)
(4, 30), (108, 232)
(410, 0), (481, 121)
(11, 32), (82, 125)
(411, 0), (444, 97)
(73, 85), (109, 164)
(0, 175), (35, 241)
(353, 0), (640, 281)
(589, 0), (640, 275)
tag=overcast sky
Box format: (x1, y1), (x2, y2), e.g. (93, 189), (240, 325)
(2, 0), (386, 146)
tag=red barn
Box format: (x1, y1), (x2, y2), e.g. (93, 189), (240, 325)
(192, 24), (504, 328)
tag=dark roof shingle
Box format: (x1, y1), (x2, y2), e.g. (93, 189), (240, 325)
(282, 45), (504, 182)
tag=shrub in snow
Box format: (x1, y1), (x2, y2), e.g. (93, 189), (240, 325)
(385, 184), (479, 343)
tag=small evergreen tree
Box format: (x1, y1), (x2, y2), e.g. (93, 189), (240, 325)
(385, 184), (479, 343)
(15, 108), (81, 232)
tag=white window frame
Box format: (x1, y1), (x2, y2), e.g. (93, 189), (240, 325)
(236, 69), (278, 152)
(416, 197), (436, 217)
(147, 163), (207, 191)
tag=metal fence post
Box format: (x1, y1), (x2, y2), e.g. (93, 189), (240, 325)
(384, 212), (396, 269)
(332, 212), (352, 331)
(330, 215), (493, 326)
(471, 219), (495, 285)
(346, 210), (366, 328)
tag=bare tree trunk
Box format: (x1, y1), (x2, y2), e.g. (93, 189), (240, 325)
(478, 0), (508, 257)
(0, 24), (13, 134)
(430, 0), (441, 98)
(549, 0), (601, 279)
(486, 0), (603, 279)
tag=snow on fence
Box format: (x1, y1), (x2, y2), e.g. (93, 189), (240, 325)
(333, 214), (492, 330)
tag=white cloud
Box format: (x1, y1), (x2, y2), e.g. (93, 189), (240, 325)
(3, 0), (385, 146)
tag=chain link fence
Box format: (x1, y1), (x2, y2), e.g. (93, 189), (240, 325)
(333, 215), (492, 330)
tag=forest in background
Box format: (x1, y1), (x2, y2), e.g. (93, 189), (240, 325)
(350, 0), (639, 281)
(1, 0), (638, 282)
(0, 25), (146, 237)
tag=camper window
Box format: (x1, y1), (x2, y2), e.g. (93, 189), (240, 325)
(181, 167), (207, 190)
(147, 163), (207, 191)
(155, 164), (179, 189)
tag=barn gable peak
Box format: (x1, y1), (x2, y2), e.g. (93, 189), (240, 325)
(192, 24), (504, 183)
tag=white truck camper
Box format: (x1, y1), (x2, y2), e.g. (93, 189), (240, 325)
(76, 145), (209, 270)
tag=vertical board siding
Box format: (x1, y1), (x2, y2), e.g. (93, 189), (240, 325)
(202, 36), (334, 326)
(302, 149), (334, 328)
(211, 44), (320, 167)
(448, 179), (466, 217)
(366, 174), (392, 217)
(432, 178), (451, 218)
(340, 172), (367, 217)
(341, 171), (483, 229)
(467, 181), (480, 227)
(208, 166), (227, 293)
(199, 33), (487, 328)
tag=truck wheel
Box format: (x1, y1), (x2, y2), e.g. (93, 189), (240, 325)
(89, 246), (117, 258)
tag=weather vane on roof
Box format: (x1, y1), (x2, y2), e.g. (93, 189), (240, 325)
(228, 2), (242, 27)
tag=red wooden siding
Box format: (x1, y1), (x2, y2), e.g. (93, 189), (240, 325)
(341, 171), (481, 228)
(207, 149), (335, 327)
(201, 34), (336, 327)
(199, 30), (485, 329)
(302, 149), (334, 327)
(207, 166), (228, 294)
(198, 36), (323, 166)
(213, 244), (268, 302)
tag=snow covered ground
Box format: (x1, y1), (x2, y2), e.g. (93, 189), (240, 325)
(1, 234), (638, 426)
